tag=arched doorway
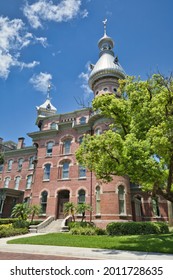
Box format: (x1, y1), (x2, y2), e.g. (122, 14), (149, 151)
(57, 190), (70, 219)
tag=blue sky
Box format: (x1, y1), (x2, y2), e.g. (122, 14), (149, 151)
(0, 0), (173, 146)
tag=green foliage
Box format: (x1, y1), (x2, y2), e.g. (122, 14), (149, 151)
(106, 221), (169, 236)
(68, 221), (94, 229)
(64, 202), (76, 221)
(69, 222), (106, 235)
(0, 218), (18, 225)
(0, 226), (28, 238)
(0, 153), (4, 164)
(29, 205), (42, 223)
(12, 219), (30, 229)
(75, 203), (92, 222)
(70, 227), (96, 235)
(76, 74), (173, 202)
(11, 203), (31, 220)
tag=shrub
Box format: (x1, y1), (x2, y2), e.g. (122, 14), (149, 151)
(13, 219), (30, 229)
(95, 227), (107, 235)
(68, 221), (94, 229)
(0, 227), (28, 238)
(0, 224), (13, 231)
(70, 227), (96, 235)
(0, 218), (18, 225)
(106, 222), (169, 236)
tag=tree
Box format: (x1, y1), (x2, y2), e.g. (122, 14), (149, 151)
(64, 202), (76, 222)
(11, 203), (30, 220)
(76, 74), (173, 202)
(30, 204), (41, 223)
(0, 153), (4, 165)
(76, 203), (92, 222)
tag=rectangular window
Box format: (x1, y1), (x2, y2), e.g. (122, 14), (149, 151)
(26, 175), (32, 189)
(79, 165), (86, 178)
(8, 160), (13, 171)
(62, 162), (69, 179)
(43, 164), (51, 180)
(63, 140), (71, 155)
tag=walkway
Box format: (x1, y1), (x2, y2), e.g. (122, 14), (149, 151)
(0, 233), (173, 260)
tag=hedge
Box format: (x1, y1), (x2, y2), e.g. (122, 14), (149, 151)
(0, 226), (29, 238)
(106, 222), (169, 236)
(0, 218), (19, 225)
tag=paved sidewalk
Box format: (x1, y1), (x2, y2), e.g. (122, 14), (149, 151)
(0, 233), (173, 260)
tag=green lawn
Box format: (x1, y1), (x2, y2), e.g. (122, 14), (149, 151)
(8, 232), (173, 254)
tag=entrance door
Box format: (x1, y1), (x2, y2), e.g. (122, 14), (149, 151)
(57, 190), (69, 219)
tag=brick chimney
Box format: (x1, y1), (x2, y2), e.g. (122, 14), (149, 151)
(17, 137), (25, 149)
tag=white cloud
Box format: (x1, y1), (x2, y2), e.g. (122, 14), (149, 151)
(79, 61), (92, 99)
(0, 16), (43, 79)
(29, 72), (52, 93)
(23, 0), (87, 29)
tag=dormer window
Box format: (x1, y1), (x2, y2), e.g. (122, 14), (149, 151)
(50, 122), (58, 130)
(80, 117), (86, 125)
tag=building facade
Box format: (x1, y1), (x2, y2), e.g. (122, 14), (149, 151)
(0, 23), (171, 227)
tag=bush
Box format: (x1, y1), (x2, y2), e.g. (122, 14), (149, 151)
(68, 221), (94, 229)
(0, 226), (29, 238)
(106, 222), (169, 236)
(70, 227), (96, 235)
(13, 219), (30, 229)
(0, 224), (13, 231)
(0, 218), (18, 225)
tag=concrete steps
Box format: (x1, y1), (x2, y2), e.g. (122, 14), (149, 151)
(38, 219), (64, 233)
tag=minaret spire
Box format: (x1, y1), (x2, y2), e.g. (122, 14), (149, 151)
(102, 18), (107, 36)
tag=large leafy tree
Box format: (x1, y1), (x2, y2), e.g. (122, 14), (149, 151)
(76, 74), (173, 202)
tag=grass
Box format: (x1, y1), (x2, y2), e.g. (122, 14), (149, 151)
(8, 232), (173, 254)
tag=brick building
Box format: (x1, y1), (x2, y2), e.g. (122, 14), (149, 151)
(0, 23), (171, 227)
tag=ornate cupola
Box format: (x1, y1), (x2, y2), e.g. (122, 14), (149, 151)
(36, 84), (57, 129)
(88, 19), (126, 97)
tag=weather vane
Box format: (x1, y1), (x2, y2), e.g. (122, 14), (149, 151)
(102, 18), (107, 35)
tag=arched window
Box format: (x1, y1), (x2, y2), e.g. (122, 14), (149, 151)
(40, 191), (48, 214)
(134, 195), (143, 218)
(118, 185), (125, 215)
(80, 117), (86, 124)
(26, 175), (33, 189)
(46, 142), (53, 156)
(62, 162), (70, 179)
(152, 197), (160, 217)
(96, 186), (101, 215)
(79, 165), (86, 178)
(43, 164), (51, 180)
(95, 128), (101, 135)
(7, 159), (13, 171)
(4, 177), (10, 188)
(63, 139), (71, 155)
(78, 189), (85, 204)
(14, 176), (21, 190)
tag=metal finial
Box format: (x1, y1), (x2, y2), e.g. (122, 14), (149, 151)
(47, 83), (51, 100)
(102, 18), (107, 35)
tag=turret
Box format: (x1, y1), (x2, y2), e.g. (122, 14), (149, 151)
(88, 19), (126, 98)
(35, 84), (57, 129)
